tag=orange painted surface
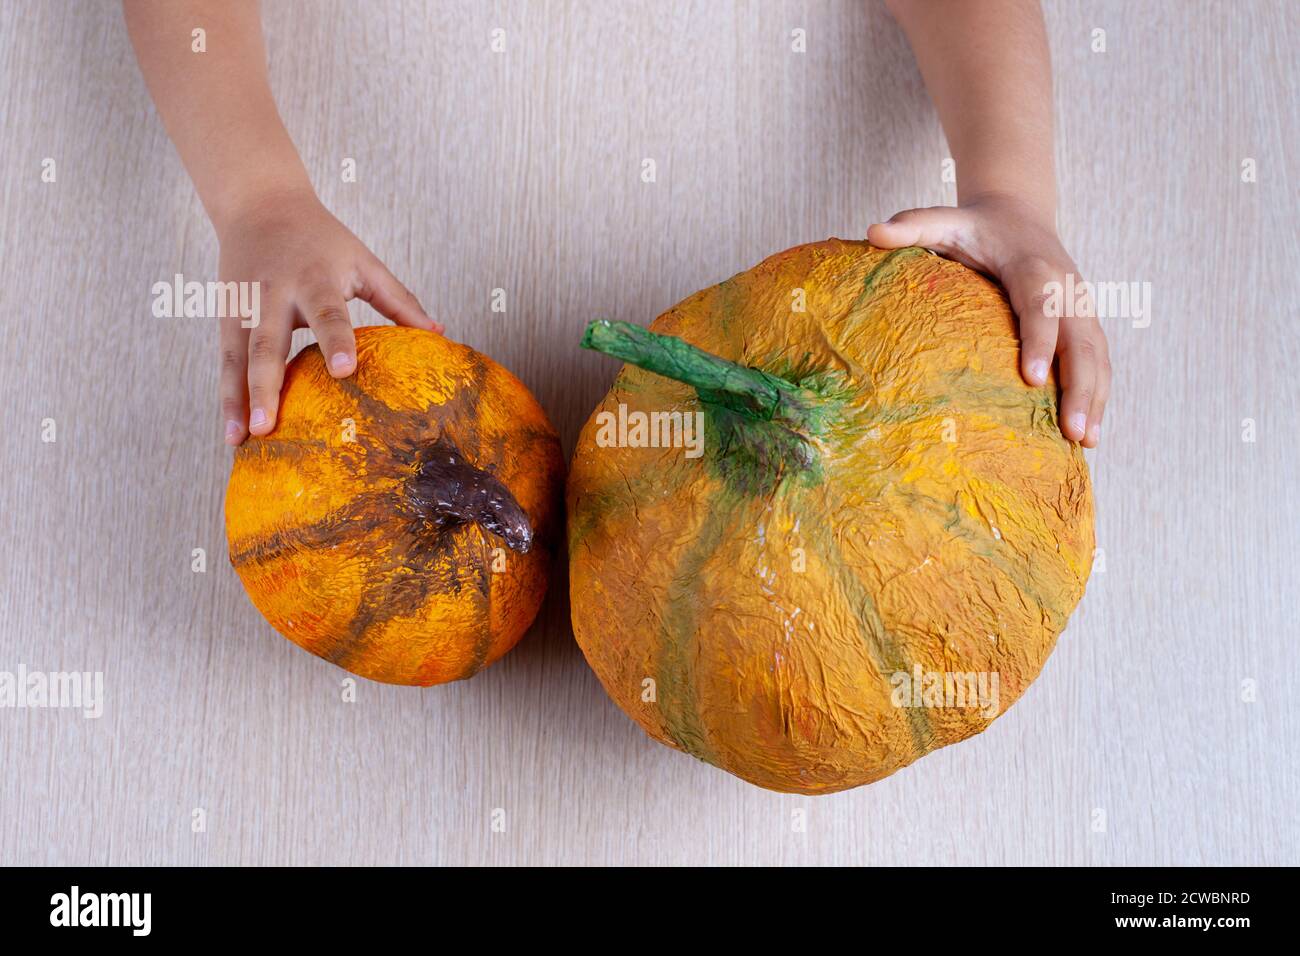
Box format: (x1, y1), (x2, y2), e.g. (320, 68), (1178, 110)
(568, 241), (1094, 794)
(226, 327), (564, 686)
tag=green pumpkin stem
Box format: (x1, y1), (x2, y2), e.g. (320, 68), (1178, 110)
(580, 320), (822, 432)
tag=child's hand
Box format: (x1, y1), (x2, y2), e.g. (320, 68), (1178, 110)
(868, 192), (1109, 448)
(217, 188), (442, 445)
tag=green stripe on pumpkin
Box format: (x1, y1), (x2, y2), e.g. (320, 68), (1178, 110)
(849, 246), (930, 313)
(653, 498), (739, 765)
(796, 497), (934, 759)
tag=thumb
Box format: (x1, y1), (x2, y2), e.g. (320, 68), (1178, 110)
(868, 206), (967, 256)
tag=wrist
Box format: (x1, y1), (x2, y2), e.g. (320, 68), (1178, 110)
(959, 187), (1058, 232)
(207, 165), (316, 241)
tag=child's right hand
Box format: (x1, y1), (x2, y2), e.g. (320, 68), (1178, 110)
(217, 187), (442, 445)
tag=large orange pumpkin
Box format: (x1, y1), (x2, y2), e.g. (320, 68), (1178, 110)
(568, 240), (1094, 794)
(226, 326), (563, 686)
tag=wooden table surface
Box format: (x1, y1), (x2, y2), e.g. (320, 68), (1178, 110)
(1, 0), (1296, 866)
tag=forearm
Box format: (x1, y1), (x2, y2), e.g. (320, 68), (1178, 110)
(886, 0), (1056, 222)
(122, 0), (312, 235)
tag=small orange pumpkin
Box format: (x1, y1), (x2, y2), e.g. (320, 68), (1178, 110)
(226, 326), (564, 686)
(568, 240), (1094, 793)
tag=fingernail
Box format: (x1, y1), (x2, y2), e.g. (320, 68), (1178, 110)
(1087, 423), (1100, 444)
(1069, 412), (1087, 437)
(1028, 359), (1049, 384)
(250, 408), (268, 429)
(225, 420), (242, 443)
(330, 351), (352, 373)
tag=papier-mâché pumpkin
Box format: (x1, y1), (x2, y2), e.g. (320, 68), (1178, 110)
(568, 240), (1093, 794)
(226, 326), (563, 686)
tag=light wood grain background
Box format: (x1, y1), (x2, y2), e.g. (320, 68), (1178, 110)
(1, 0), (1296, 866)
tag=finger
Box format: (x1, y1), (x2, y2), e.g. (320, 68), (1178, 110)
(300, 282), (357, 378)
(355, 257), (443, 334)
(219, 317), (250, 446)
(1084, 341), (1111, 448)
(1002, 256), (1063, 386)
(245, 300), (294, 436)
(867, 206), (968, 257)
(1056, 317), (1102, 444)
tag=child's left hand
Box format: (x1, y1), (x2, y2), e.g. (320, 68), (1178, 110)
(869, 192), (1110, 448)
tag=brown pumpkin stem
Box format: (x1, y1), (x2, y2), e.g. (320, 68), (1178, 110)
(405, 438), (532, 553)
(581, 320), (825, 433)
